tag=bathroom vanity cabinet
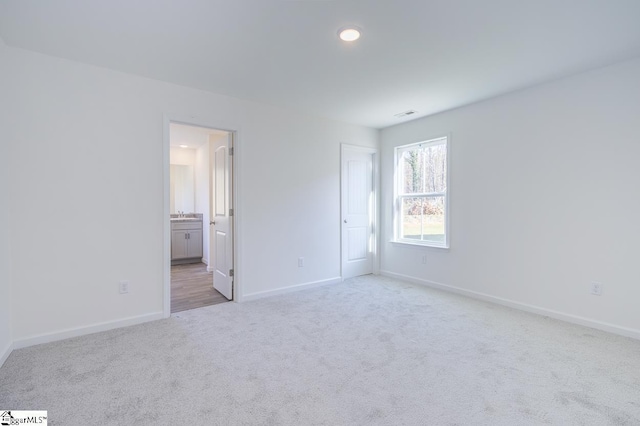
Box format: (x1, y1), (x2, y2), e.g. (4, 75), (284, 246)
(171, 220), (203, 264)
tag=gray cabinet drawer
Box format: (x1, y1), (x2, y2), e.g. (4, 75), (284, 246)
(171, 221), (203, 230)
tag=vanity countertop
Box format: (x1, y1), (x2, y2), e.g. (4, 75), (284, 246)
(170, 213), (203, 222)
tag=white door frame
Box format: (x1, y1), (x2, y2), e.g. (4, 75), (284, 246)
(340, 143), (380, 279)
(162, 114), (242, 318)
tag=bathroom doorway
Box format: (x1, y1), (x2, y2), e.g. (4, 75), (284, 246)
(166, 121), (235, 314)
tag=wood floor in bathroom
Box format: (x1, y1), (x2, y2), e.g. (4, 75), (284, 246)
(171, 262), (229, 313)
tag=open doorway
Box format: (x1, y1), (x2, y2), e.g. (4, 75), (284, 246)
(167, 122), (235, 313)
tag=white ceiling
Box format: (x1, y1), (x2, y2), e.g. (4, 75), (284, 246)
(170, 123), (229, 149)
(1, 1), (639, 129)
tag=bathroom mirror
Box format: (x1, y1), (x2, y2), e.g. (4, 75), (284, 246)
(170, 164), (195, 214)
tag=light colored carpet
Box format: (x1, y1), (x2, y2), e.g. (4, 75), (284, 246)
(1, 275), (639, 425)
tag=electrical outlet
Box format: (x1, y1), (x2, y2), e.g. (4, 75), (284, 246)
(590, 282), (602, 296)
(119, 280), (130, 294)
(298, 257), (304, 268)
(421, 255), (427, 264)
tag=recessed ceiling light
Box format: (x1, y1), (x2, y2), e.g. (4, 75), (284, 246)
(179, 144), (189, 148)
(338, 26), (361, 42)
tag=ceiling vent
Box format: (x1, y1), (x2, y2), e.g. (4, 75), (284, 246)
(394, 110), (417, 118)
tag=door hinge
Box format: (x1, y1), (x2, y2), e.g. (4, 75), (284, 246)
(229, 208), (234, 217)
(229, 147), (234, 156)
(229, 269), (234, 277)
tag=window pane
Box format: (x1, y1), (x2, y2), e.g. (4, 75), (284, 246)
(395, 137), (448, 248)
(423, 143), (447, 193)
(401, 143), (446, 195)
(401, 197), (422, 240)
(422, 197), (445, 243)
(401, 150), (424, 194)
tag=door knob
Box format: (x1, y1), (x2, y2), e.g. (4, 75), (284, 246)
(344, 219), (347, 223)
(210, 221), (216, 225)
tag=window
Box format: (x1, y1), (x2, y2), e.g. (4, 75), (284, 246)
(394, 136), (449, 248)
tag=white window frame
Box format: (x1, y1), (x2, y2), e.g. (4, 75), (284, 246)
(393, 136), (450, 249)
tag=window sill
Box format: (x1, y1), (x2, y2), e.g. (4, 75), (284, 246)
(390, 240), (450, 250)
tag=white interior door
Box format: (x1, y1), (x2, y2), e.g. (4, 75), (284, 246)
(210, 133), (234, 300)
(341, 146), (375, 279)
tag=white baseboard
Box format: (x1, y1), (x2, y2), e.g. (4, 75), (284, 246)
(242, 277), (342, 302)
(12, 311), (164, 350)
(379, 270), (640, 341)
(0, 340), (13, 368)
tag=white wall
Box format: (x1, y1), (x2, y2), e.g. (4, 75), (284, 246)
(194, 141), (210, 264)
(4, 45), (378, 343)
(0, 38), (13, 364)
(381, 57), (640, 336)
